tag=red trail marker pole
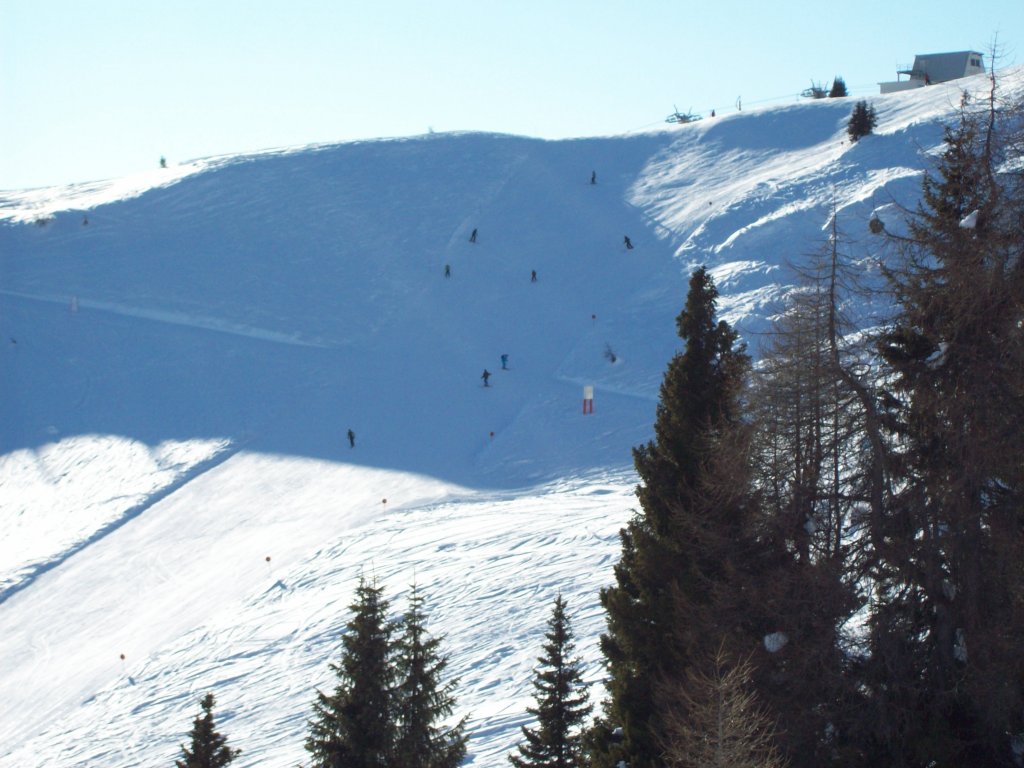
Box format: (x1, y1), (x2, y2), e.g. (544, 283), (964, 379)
(583, 385), (594, 414)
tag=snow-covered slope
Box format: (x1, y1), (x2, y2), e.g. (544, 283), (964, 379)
(2, 69), (1020, 767)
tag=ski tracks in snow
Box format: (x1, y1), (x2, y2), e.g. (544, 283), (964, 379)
(0, 290), (341, 349)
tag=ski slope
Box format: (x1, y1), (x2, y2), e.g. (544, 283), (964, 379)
(2, 69), (1019, 766)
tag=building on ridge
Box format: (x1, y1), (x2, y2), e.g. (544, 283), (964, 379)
(879, 51), (985, 94)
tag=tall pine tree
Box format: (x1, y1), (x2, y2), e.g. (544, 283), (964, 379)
(175, 693), (240, 768)
(868, 90), (1024, 766)
(744, 218), (879, 767)
(306, 576), (397, 768)
(393, 583), (468, 768)
(589, 267), (754, 768)
(510, 595), (591, 768)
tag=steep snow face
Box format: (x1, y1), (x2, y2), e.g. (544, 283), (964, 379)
(1, 132), (689, 487)
(625, 75), (1007, 332)
(0, 69), (1019, 768)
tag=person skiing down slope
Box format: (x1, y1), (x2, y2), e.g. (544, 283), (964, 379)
(481, 369), (491, 387)
(347, 429), (355, 448)
(624, 235), (633, 249)
(501, 354), (508, 370)
(469, 228), (478, 243)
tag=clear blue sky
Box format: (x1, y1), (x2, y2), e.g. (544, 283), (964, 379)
(2, 0), (1022, 190)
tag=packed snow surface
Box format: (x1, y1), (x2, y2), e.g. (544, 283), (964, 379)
(2, 69), (1020, 766)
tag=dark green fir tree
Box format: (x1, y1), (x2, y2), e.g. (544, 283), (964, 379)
(305, 576), (397, 768)
(847, 100), (877, 142)
(868, 91), (1024, 767)
(589, 267), (753, 768)
(393, 583), (468, 768)
(175, 693), (240, 768)
(510, 595), (591, 768)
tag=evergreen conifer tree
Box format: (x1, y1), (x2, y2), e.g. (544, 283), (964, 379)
(306, 576), (397, 768)
(868, 91), (1024, 766)
(393, 583), (468, 768)
(829, 77), (848, 97)
(175, 693), (240, 768)
(510, 595), (591, 768)
(589, 268), (753, 768)
(847, 100), (877, 142)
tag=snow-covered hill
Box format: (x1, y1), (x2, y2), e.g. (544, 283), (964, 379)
(2, 69), (1020, 767)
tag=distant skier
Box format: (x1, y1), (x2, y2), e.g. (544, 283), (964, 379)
(481, 369), (491, 387)
(501, 354), (509, 370)
(445, 264), (451, 278)
(590, 170), (597, 185)
(624, 235), (633, 250)
(347, 429), (355, 448)
(531, 269), (537, 282)
(469, 228), (478, 243)
(82, 215), (89, 226)
(160, 156), (167, 169)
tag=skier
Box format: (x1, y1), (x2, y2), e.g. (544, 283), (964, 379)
(481, 369), (491, 387)
(160, 156), (167, 169)
(531, 269), (537, 283)
(469, 228), (478, 243)
(347, 429), (355, 448)
(444, 264), (451, 278)
(624, 235), (633, 250)
(501, 354), (509, 370)
(590, 170), (597, 185)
